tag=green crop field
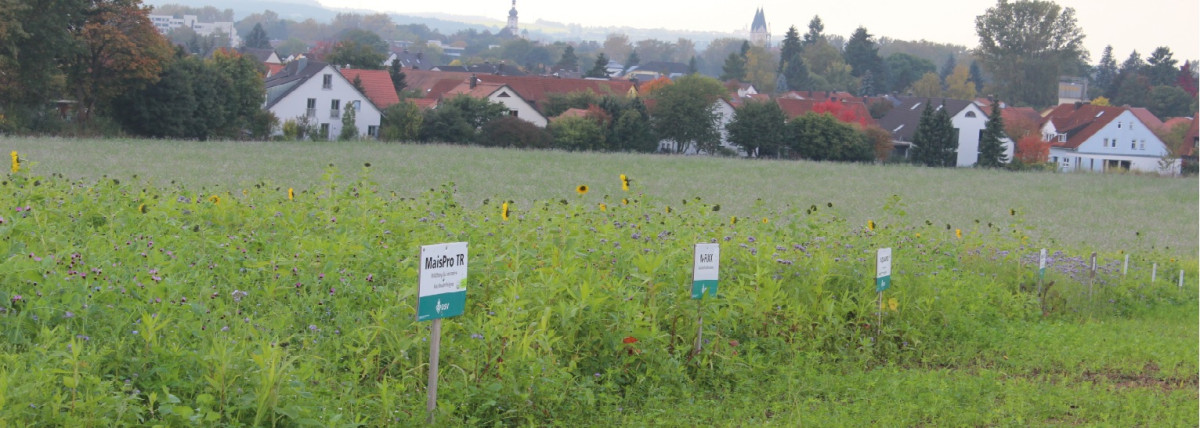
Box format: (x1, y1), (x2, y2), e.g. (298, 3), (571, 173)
(1, 138), (1197, 426)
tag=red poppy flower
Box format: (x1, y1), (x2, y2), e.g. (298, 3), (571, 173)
(622, 336), (638, 344)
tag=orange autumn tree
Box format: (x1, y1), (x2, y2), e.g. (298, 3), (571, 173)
(68, 0), (171, 123)
(1015, 134), (1051, 164)
(638, 76), (673, 97)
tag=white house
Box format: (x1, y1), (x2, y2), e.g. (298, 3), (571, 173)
(1041, 103), (1178, 174)
(878, 97), (1013, 166)
(442, 78), (547, 127)
(264, 58), (383, 140)
(657, 98), (745, 155)
(148, 14), (240, 46)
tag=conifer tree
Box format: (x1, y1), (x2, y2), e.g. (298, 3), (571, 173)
(778, 26), (802, 73)
(911, 100), (958, 167)
(977, 105), (1008, 167)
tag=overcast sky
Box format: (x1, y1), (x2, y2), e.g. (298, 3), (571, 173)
(318, 0), (1198, 62)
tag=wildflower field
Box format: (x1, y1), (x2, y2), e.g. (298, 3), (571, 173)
(1, 141), (1198, 426)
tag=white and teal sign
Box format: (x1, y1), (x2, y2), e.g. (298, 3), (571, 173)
(417, 242), (468, 321)
(1038, 248), (1047, 280)
(691, 243), (719, 299)
(876, 248), (892, 292)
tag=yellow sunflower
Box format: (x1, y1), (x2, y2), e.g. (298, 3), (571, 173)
(501, 201), (510, 221)
(576, 185), (589, 195)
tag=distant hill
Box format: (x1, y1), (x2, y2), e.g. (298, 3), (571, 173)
(142, 0), (738, 47)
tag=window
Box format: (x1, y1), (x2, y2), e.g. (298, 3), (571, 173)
(330, 99), (341, 118)
(965, 111), (976, 118)
(1103, 138), (1109, 147)
(322, 74), (332, 89)
(1131, 140), (1136, 149)
(509, 110), (519, 117)
(367, 125), (378, 137)
(1139, 140), (1145, 150)
(306, 98), (317, 118)
(320, 123), (329, 139)
(1058, 134), (1066, 143)
(1117, 122), (1122, 129)
(497, 91), (511, 98)
(352, 100), (361, 112)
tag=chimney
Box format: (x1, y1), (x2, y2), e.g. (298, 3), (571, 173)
(469, 73), (477, 89)
(1074, 101), (1083, 109)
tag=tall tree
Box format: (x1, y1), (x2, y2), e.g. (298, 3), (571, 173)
(968, 61), (985, 93)
(843, 27), (883, 79)
(244, 22), (272, 49)
(782, 53), (810, 91)
(585, 53), (609, 78)
(602, 33), (632, 65)
(886, 53), (937, 94)
(556, 45), (578, 72)
(778, 26), (802, 73)
(389, 58), (407, 94)
(68, 0), (173, 123)
(1091, 45), (1118, 97)
(727, 100), (787, 157)
(1108, 50), (1144, 99)
(943, 65), (977, 99)
(743, 44), (779, 92)
(719, 51), (747, 81)
(786, 112), (873, 162)
(687, 56), (698, 75)
(625, 50), (640, 69)
(910, 72), (943, 98)
(977, 105), (1008, 167)
(939, 53), (957, 82)
(911, 100), (958, 167)
(649, 74), (726, 153)
(802, 16), (825, 47)
(1145, 47), (1178, 86)
(975, 0), (1087, 107)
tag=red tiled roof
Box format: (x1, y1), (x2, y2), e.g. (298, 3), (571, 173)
(339, 69), (400, 109)
(1128, 107), (1163, 129)
(553, 108), (590, 122)
(775, 98), (876, 127)
(443, 81), (506, 99)
(474, 75), (636, 112)
(1040, 103), (1127, 149)
(780, 90), (857, 101)
(999, 106), (1040, 126)
(410, 98), (437, 109)
(404, 69), (475, 96)
(265, 63), (285, 77)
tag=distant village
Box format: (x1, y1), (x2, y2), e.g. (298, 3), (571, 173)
(12, 1), (1200, 175)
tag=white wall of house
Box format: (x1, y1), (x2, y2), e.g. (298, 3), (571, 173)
(268, 65), (382, 140)
(1045, 110), (1178, 174)
(952, 104), (1013, 167)
(658, 99), (745, 155)
(488, 87), (547, 127)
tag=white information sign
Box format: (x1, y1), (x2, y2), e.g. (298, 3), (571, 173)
(692, 243), (720, 299)
(417, 242), (468, 321)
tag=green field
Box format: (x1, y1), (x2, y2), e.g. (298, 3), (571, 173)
(1, 137), (1197, 426)
(8, 137), (1198, 254)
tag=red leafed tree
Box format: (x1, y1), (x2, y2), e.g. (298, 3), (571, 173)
(1015, 134), (1051, 163)
(812, 100), (871, 127)
(68, 0), (171, 123)
(638, 76), (673, 97)
(1177, 62), (1198, 98)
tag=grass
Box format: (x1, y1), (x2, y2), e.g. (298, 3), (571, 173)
(8, 137), (1197, 255)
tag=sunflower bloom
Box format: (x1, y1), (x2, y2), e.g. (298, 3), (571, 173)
(138, 203), (147, 214)
(867, 220), (875, 231)
(887, 298), (898, 311)
(620, 174), (630, 191)
(622, 198), (629, 205)
(599, 203), (607, 211)
(730, 216), (737, 225)
(955, 228), (962, 239)
(501, 201), (510, 221)
(761, 217), (768, 224)
(209, 195), (220, 204)
(288, 188), (294, 201)
(10, 151), (18, 173)
(665, 206), (672, 214)
(576, 185), (589, 195)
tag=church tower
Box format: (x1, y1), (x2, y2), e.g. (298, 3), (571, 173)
(506, 0), (519, 35)
(750, 8), (770, 47)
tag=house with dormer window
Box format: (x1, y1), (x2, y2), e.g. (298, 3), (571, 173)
(1040, 103), (1178, 174)
(264, 58), (383, 139)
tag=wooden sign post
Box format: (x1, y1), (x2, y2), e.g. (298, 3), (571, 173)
(417, 242), (468, 424)
(691, 243), (719, 354)
(1123, 254), (1129, 276)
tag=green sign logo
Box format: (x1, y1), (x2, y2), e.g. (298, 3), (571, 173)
(876, 248), (892, 292)
(417, 242), (468, 321)
(692, 243), (720, 299)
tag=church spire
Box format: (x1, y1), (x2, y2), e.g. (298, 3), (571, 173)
(507, 0), (519, 36)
